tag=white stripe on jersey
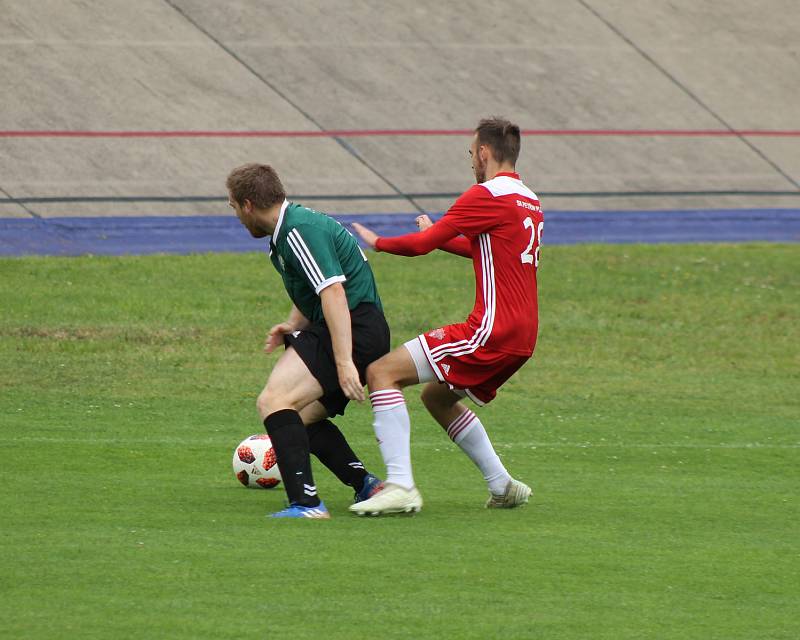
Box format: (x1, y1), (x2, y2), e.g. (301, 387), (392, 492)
(428, 233), (496, 360)
(481, 233), (497, 346)
(287, 228), (325, 288)
(428, 234), (493, 358)
(432, 234), (493, 356)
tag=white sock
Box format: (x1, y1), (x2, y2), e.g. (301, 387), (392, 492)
(446, 409), (510, 495)
(370, 389), (415, 490)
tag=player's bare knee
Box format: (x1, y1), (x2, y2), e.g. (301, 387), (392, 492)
(255, 389), (271, 419)
(365, 360), (387, 390)
(257, 386), (284, 419)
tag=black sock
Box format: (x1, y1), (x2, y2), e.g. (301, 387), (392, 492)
(263, 409), (320, 507)
(307, 419), (369, 493)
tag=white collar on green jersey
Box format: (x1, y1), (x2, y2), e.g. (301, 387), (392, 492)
(272, 199), (290, 242)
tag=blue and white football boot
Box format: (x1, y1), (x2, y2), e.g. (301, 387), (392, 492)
(269, 501), (331, 519)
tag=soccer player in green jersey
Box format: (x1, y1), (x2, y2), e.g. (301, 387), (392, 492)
(226, 163), (390, 519)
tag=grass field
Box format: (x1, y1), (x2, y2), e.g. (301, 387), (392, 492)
(1, 244), (798, 639)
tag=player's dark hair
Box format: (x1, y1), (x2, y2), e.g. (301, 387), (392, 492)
(226, 163), (286, 209)
(475, 117), (521, 165)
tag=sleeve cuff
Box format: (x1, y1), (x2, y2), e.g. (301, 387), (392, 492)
(314, 275), (347, 294)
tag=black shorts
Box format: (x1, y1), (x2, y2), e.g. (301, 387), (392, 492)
(284, 303), (390, 417)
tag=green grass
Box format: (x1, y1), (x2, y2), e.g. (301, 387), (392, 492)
(1, 244), (798, 639)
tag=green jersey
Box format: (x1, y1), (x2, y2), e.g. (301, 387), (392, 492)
(268, 201), (383, 323)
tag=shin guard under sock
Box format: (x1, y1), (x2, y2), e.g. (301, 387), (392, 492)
(307, 419), (369, 492)
(264, 409), (320, 507)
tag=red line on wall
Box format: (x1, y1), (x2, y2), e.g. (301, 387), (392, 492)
(0, 129), (798, 138)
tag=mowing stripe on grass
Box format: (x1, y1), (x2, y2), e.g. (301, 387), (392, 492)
(4, 436), (797, 449)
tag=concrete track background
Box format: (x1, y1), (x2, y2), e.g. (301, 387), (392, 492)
(1, 0), (798, 222)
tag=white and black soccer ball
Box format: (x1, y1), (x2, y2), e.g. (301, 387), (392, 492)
(232, 434), (282, 489)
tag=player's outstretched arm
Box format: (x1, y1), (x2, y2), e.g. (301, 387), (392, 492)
(352, 219), (461, 257)
(416, 215), (471, 258)
(351, 222), (378, 249)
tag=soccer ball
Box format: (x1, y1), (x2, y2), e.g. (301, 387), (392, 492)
(232, 434), (282, 489)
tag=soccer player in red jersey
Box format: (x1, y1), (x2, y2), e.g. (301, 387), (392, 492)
(350, 117), (543, 515)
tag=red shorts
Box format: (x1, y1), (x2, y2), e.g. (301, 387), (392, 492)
(417, 323), (530, 405)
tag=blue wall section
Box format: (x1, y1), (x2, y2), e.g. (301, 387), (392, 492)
(1, 209), (798, 257)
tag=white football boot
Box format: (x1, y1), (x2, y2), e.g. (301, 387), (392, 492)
(348, 483), (423, 516)
(485, 478), (532, 509)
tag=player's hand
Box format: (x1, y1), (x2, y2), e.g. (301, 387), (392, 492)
(351, 222), (378, 250)
(415, 214), (434, 231)
(264, 322), (294, 354)
(336, 360), (365, 402)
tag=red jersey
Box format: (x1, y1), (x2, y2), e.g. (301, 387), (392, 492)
(376, 172), (543, 356)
